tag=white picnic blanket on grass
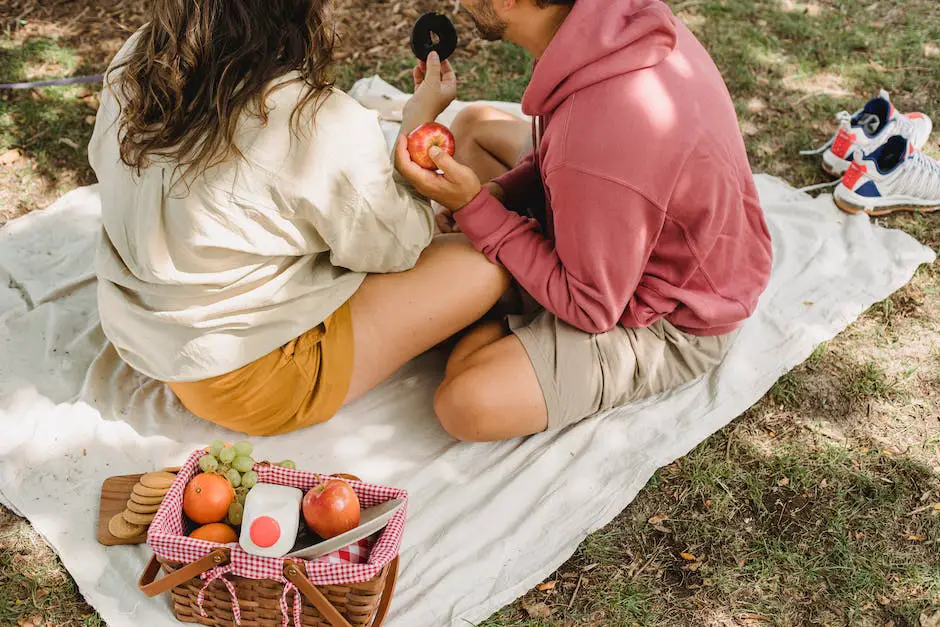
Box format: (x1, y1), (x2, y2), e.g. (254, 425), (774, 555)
(0, 77), (934, 627)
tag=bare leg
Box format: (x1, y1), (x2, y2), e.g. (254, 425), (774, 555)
(451, 104), (531, 182)
(434, 321), (548, 441)
(343, 234), (510, 404)
(423, 106), (546, 441)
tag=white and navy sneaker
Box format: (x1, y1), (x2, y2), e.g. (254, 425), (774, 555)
(834, 134), (940, 216)
(802, 91), (933, 177)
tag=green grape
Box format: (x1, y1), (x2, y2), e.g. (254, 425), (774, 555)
(218, 446), (236, 465)
(228, 503), (244, 526)
(208, 440), (225, 457)
(198, 454), (219, 473)
(241, 471), (259, 490)
(278, 460), (296, 470)
(233, 441), (253, 457)
(232, 456), (254, 473)
(225, 468), (241, 488)
(235, 487), (249, 505)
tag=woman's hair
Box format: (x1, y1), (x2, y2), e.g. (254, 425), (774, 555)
(109, 0), (336, 175)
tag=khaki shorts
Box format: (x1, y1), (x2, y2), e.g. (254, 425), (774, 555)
(508, 310), (738, 431)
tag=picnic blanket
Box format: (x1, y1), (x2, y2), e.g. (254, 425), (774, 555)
(0, 77), (934, 626)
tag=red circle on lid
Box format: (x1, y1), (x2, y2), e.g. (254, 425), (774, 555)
(249, 516), (280, 548)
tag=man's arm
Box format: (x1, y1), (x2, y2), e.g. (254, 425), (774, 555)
(394, 145), (665, 333)
(455, 167), (665, 333)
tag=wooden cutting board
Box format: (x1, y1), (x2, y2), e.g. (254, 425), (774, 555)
(97, 468), (180, 547)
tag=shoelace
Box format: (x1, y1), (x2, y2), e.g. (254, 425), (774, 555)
(893, 150), (940, 200)
(799, 111), (853, 155)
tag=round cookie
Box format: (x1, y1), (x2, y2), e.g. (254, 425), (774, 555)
(123, 510), (155, 526)
(139, 471), (176, 490)
(133, 483), (169, 498)
(411, 12), (458, 63)
(109, 512), (146, 539)
(130, 492), (166, 506)
(126, 498), (161, 514)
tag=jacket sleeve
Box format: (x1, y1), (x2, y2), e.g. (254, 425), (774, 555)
(283, 106), (435, 274)
(454, 166), (665, 333)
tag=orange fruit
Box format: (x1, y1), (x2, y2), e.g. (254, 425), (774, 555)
(183, 473), (234, 524)
(189, 523), (238, 544)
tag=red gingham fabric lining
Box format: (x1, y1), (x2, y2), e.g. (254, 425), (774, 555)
(148, 451), (407, 588)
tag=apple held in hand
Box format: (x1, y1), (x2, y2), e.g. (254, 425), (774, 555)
(407, 122), (455, 170)
(302, 479), (361, 539)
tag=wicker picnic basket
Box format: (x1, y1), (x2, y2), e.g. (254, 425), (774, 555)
(138, 452), (407, 627)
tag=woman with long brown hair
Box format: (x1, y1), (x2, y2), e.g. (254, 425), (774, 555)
(89, 0), (508, 436)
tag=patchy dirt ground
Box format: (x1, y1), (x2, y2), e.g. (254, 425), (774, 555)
(1, 0), (938, 625)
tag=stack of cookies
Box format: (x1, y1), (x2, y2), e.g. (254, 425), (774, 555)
(107, 471), (176, 541)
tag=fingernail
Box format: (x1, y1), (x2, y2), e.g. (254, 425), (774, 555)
(428, 146), (442, 157)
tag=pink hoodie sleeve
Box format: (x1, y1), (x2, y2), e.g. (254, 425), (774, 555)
(492, 151), (543, 213)
(455, 167), (666, 334)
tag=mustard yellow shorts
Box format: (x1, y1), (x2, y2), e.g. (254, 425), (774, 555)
(168, 303), (354, 437)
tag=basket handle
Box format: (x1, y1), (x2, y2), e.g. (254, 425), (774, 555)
(370, 557), (400, 627)
(284, 560), (353, 627)
(283, 557), (400, 627)
(138, 548), (231, 598)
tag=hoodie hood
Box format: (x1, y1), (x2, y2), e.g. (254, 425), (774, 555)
(523, 0), (678, 116)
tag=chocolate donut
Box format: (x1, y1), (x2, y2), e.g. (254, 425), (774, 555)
(411, 12), (458, 63)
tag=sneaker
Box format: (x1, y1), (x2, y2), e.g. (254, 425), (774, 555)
(834, 134), (940, 216)
(802, 90), (933, 177)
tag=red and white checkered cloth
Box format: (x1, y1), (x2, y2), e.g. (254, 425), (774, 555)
(148, 450), (407, 588)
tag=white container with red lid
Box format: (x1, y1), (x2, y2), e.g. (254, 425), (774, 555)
(239, 483), (303, 558)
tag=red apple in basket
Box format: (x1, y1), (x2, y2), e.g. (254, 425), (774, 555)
(407, 122), (455, 170)
(302, 479), (361, 539)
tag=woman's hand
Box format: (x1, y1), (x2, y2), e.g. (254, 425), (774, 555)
(401, 52), (457, 134)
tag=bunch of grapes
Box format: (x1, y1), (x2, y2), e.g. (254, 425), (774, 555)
(198, 440), (259, 488)
(197, 440), (297, 526)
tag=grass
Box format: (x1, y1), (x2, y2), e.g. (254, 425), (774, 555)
(0, 509), (106, 627)
(1, 0), (939, 625)
(483, 430), (940, 626)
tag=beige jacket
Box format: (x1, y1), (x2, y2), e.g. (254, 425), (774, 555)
(89, 34), (433, 382)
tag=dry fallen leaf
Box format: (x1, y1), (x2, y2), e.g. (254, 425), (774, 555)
(920, 609), (940, 627)
(907, 535), (926, 542)
(680, 552), (697, 561)
(778, 477), (790, 487)
(0, 149), (22, 166)
(925, 43), (940, 58)
(648, 514), (668, 525)
(522, 601), (553, 619)
(876, 593), (891, 606)
(536, 581), (556, 592)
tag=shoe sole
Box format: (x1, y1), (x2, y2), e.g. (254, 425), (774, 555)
(834, 195), (940, 217)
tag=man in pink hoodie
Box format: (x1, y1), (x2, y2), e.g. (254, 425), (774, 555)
(396, 0), (773, 441)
